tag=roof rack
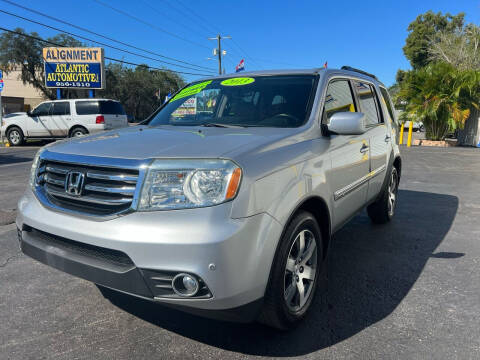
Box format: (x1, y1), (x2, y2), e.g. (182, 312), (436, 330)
(341, 66), (378, 80)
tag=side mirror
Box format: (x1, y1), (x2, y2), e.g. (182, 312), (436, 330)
(27, 110), (32, 117)
(327, 112), (366, 135)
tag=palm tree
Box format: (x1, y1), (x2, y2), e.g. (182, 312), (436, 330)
(399, 62), (479, 141)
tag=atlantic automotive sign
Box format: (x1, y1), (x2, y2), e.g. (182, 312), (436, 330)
(43, 47), (105, 89)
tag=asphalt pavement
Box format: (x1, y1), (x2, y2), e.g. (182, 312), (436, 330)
(0, 145), (479, 359)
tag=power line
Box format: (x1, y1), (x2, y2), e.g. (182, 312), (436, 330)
(0, 27), (212, 76)
(0, 9), (216, 74)
(0, 0), (214, 72)
(92, 0), (211, 50)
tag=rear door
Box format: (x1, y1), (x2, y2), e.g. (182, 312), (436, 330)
(49, 101), (71, 137)
(352, 80), (390, 202)
(323, 78), (371, 230)
(99, 100), (127, 129)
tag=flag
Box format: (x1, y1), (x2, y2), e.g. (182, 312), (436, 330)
(235, 59), (245, 73)
(324, 61), (328, 69)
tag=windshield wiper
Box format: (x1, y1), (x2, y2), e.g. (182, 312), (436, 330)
(201, 123), (246, 128)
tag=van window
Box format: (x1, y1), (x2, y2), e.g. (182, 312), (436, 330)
(51, 102), (70, 116)
(354, 81), (382, 125)
(322, 80), (356, 124)
(75, 101), (100, 115)
(100, 101), (126, 115)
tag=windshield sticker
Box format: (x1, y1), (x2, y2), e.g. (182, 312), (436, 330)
(221, 77), (255, 86)
(171, 81), (212, 102)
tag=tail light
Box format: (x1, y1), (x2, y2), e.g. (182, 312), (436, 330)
(96, 115), (105, 124)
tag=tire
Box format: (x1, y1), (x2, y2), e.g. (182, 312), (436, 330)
(367, 167), (399, 224)
(259, 211), (323, 330)
(70, 127), (87, 138)
(6, 126), (24, 146)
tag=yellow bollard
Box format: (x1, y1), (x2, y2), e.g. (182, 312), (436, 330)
(399, 123), (405, 145)
(407, 121), (413, 147)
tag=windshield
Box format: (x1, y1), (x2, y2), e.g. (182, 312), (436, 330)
(147, 75), (317, 128)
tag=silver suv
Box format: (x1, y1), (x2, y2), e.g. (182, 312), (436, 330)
(17, 67), (401, 329)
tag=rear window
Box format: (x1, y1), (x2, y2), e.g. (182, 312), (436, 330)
(75, 101), (125, 115)
(100, 101), (126, 115)
(75, 101), (100, 115)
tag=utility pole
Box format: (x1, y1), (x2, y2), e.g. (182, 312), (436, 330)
(208, 34), (231, 75)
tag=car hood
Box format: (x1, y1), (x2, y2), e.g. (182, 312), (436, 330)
(46, 125), (296, 160)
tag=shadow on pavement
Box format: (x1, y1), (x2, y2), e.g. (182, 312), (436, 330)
(100, 189), (459, 357)
(0, 155), (34, 165)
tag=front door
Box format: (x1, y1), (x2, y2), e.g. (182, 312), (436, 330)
(322, 79), (370, 230)
(27, 102), (52, 137)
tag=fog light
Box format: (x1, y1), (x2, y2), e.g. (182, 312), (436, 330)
(172, 273), (199, 297)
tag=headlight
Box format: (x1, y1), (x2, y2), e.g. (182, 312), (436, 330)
(29, 148), (45, 189)
(139, 159), (242, 211)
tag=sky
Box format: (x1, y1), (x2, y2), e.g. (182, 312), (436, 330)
(1, 0), (479, 85)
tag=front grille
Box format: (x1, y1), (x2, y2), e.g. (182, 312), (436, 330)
(36, 159), (139, 216)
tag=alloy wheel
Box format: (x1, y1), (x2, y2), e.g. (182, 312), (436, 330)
(387, 170), (398, 216)
(9, 130), (21, 145)
(284, 229), (317, 312)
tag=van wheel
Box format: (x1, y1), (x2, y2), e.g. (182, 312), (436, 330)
(367, 167), (399, 224)
(259, 211), (322, 330)
(7, 127), (24, 146)
(70, 127), (87, 137)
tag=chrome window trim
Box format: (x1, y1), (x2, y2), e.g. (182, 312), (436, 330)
(334, 164), (386, 201)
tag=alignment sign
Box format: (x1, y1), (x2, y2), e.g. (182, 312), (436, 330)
(43, 47), (105, 89)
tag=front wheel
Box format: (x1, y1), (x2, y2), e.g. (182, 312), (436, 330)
(259, 211), (323, 330)
(6, 127), (24, 146)
(367, 167), (399, 224)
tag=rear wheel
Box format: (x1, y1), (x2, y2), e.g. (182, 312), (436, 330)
(6, 127), (24, 146)
(70, 127), (88, 138)
(259, 211), (323, 330)
(367, 167), (399, 224)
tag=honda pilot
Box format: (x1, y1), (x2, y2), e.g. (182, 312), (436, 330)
(17, 67), (401, 329)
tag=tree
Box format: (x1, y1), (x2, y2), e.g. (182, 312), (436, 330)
(428, 24), (480, 71)
(403, 11), (465, 69)
(0, 28), (83, 99)
(99, 63), (185, 120)
(399, 62), (479, 140)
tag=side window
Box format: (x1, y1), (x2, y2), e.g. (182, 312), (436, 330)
(322, 80), (356, 124)
(76, 101), (100, 115)
(100, 101), (126, 115)
(354, 81), (382, 125)
(380, 87), (395, 125)
(31, 103), (52, 116)
(51, 102), (70, 116)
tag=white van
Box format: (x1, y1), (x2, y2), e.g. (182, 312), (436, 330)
(1, 99), (128, 146)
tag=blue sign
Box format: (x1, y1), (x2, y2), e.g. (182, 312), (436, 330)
(43, 47), (104, 89)
(44, 62), (102, 89)
(0, 70), (3, 79)
(0, 80), (4, 92)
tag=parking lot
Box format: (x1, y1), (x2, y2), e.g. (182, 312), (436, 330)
(1, 145), (479, 359)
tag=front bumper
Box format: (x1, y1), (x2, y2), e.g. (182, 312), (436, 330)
(17, 188), (282, 319)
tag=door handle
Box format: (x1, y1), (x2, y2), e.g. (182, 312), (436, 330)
(385, 135), (391, 142)
(360, 144), (369, 153)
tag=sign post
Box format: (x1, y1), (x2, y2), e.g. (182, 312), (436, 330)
(43, 47), (105, 98)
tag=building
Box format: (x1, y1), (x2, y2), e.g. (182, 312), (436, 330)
(1, 68), (45, 114)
